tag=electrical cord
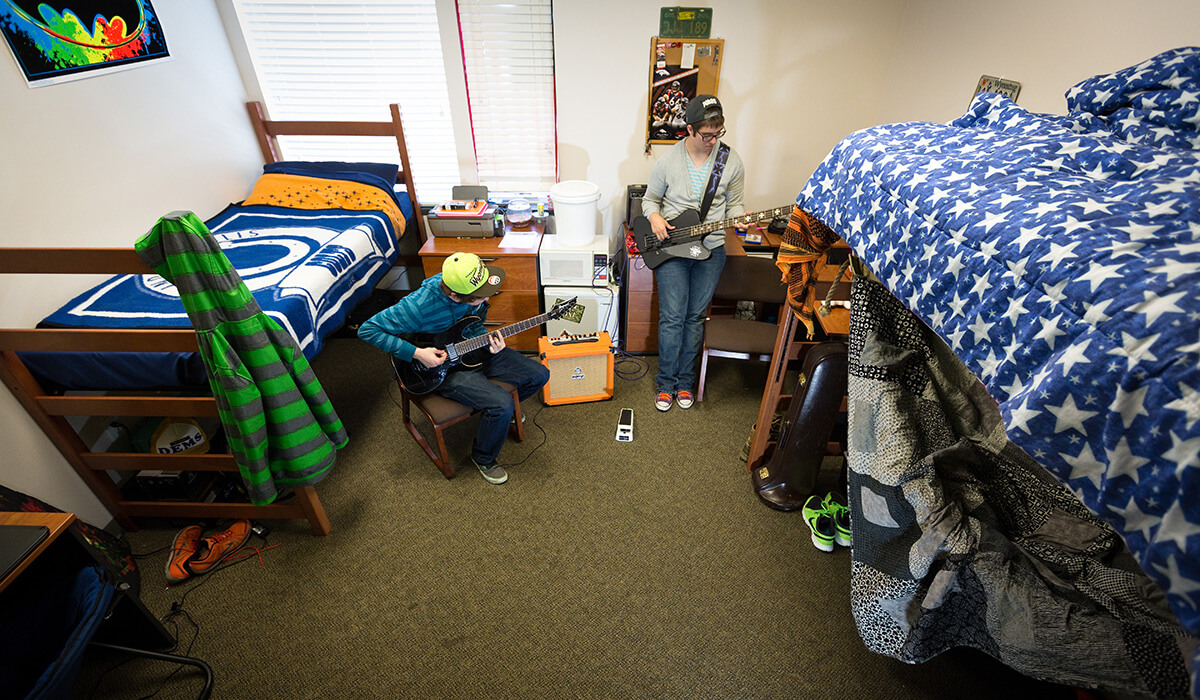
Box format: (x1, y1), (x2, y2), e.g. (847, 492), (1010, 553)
(495, 401), (548, 469)
(613, 349), (650, 382)
(92, 531), (277, 699)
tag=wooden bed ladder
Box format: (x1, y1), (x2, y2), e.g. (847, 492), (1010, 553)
(745, 241), (852, 472)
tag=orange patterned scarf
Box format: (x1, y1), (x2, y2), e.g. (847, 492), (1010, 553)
(774, 206), (841, 338)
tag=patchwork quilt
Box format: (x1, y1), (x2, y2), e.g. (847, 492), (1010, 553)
(795, 47), (1200, 694)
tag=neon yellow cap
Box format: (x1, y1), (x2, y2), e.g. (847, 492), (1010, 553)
(442, 252), (505, 297)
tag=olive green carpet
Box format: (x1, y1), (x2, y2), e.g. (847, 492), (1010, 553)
(75, 338), (1075, 699)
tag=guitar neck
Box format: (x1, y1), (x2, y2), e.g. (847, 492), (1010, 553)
(451, 311), (554, 355)
(671, 205), (794, 242)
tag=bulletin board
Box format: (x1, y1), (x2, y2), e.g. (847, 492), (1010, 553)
(646, 37), (724, 147)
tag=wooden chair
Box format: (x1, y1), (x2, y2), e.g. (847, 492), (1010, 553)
(697, 255), (789, 401)
(390, 358), (524, 478)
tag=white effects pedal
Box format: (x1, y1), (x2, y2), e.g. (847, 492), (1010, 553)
(615, 408), (633, 442)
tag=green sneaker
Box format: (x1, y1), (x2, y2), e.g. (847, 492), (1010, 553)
(802, 495), (835, 552)
(474, 457), (508, 485)
(823, 492), (851, 547)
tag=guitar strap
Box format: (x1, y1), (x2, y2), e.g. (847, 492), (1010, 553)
(698, 143), (730, 222)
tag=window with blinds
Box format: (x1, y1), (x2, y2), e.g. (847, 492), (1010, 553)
(227, 0), (556, 204)
(458, 0), (558, 193)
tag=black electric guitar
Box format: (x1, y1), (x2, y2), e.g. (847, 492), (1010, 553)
(631, 205), (794, 270)
(394, 297), (578, 395)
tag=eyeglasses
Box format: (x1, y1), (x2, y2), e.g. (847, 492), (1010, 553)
(696, 128), (725, 142)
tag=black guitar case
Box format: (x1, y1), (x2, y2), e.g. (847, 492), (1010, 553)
(752, 342), (848, 511)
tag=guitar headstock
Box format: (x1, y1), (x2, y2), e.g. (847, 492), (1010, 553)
(549, 297), (579, 319)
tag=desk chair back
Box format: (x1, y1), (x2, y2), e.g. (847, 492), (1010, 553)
(698, 255), (789, 401)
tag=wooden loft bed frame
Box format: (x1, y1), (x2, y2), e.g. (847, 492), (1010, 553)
(0, 104), (428, 536)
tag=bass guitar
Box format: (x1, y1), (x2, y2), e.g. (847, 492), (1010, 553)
(631, 205), (794, 270)
(394, 297), (578, 395)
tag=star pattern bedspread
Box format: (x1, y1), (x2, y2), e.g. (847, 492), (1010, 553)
(796, 45), (1200, 678)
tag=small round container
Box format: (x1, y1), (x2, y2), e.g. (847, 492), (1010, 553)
(505, 198), (533, 228)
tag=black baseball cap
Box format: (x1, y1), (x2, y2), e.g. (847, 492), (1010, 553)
(685, 94), (723, 125)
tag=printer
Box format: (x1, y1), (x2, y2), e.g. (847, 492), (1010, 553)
(427, 185), (495, 238)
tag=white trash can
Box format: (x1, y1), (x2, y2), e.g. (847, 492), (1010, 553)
(549, 180), (601, 248)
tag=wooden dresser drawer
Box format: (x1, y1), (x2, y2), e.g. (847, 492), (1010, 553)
(625, 322), (657, 353)
(485, 257), (537, 291)
(421, 255), (538, 289)
(627, 258), (656, 292)
(624, 252), (658, 352)
(626, 291), (658, 325)
(418, 233), (543, 350)
(484, 290), (539, 320)
(475, 291), (540, 350)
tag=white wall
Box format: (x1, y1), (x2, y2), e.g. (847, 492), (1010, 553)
(554, 0), (907, 251)
(879, 0), (1200, 124)
(0, 1), (261, 525)
(2, 0), (1196, 528)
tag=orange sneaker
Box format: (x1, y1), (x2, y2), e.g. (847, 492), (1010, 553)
(166, 525), (202, 584)
(187, 520), (252, 575)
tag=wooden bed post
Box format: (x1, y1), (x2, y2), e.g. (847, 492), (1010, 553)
(246, 101), (281, 163)
(389, 103), (425, 242)
(0, 351), (137, 531)
(293, 486), (331, 536)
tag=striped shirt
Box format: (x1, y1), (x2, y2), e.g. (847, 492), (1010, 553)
(135, 211), (348, 506)
(356, 273), (488, 363)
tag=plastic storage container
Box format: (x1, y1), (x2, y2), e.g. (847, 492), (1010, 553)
(549, 180), (601, 247)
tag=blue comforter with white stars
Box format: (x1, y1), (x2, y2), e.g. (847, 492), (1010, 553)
(798, 46), (1200, 690)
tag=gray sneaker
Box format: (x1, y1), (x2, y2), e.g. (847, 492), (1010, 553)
(474, 458), (508, 485)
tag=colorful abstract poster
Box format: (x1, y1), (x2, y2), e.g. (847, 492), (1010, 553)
(1, 1), (169, 87)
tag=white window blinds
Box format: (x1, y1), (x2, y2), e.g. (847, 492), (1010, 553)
(227, 0), (556, 204)
(457, 0), (558, 192)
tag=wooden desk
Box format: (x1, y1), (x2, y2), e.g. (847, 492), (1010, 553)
(817, 306), (850, 338)
(0, 511), (174, 648)
(727, 227), (782, 256)
(0, 511), (73, 594)
(623, 229), (772, 353)
(418, 225), (544, 351)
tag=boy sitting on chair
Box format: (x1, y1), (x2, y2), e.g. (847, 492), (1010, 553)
(358, 252), (549, 484)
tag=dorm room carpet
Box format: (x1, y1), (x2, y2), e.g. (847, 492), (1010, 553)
(74, 337), (1077, 700)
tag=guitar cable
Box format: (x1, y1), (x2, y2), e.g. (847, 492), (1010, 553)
(606, 250), (651, 382)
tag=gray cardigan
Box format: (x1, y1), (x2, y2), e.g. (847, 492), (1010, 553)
(642, 138), (745, 249)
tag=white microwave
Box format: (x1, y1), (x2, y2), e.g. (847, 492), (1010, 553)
(538, 235), (611, 287)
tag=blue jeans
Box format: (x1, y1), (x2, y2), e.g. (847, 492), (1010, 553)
(654, 245), (726, 394)
(437, 347), (549, 465)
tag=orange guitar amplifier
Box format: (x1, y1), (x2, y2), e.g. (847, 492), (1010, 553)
(538, 331), (614, 405)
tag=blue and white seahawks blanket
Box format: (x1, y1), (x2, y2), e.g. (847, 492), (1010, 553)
(798, 47), (1200, 689)
(41, 204), (399, 361)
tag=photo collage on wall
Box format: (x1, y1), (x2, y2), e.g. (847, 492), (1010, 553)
(648, 42), (699, 142)
(645, 38), (723, 147)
